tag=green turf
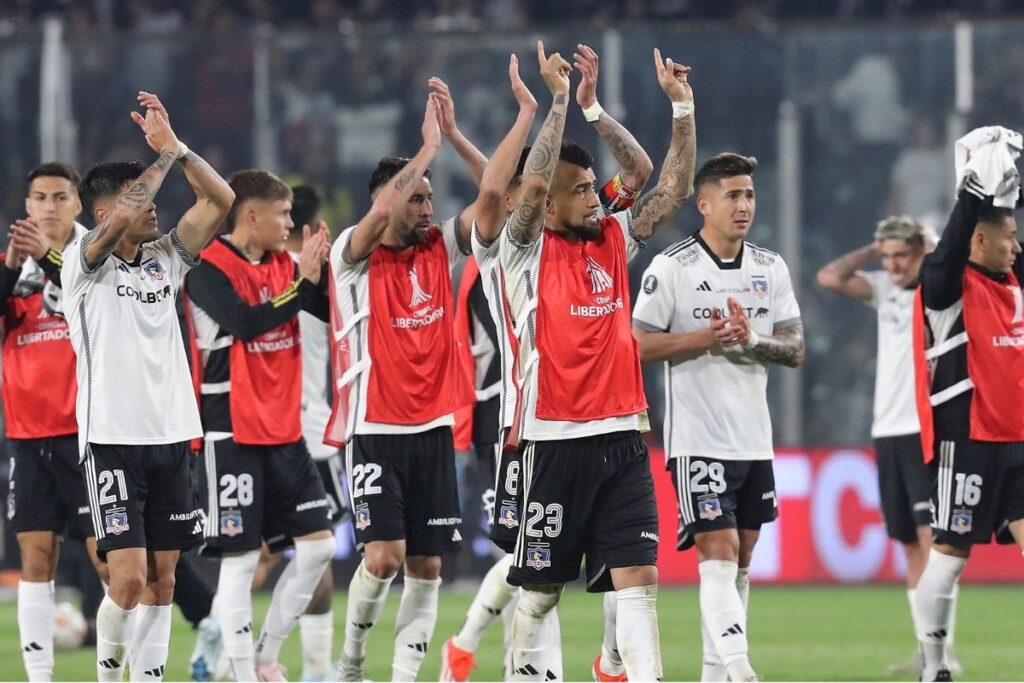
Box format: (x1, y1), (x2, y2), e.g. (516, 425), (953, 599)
(3, 585), (1021, 681)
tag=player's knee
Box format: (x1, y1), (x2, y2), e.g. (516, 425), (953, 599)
(517, 584), (563, 619)
(297, 535), (336, 566)
(148, 572), (176, 604)
(363, 552), (401, 579)
(111, 570), (146, 603)
(18, 544), (55, 580)
(404, 555), (441, 580)
(932, 542), (971, 559)
(612, 564), (658, 590)
(695, 532), (740, 562)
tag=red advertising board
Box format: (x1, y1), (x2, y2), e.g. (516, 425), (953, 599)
(652, 446), (1023, 584)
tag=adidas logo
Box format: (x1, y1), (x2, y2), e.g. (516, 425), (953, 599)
(696, 280), (712, 292)
(515, 664), (540, 676)
(721, 623), (744, 637)
(98, 658), (120, 670)
(925, 628), (948, 640)
(452, 529), (462, 542)
(485, 606), (502, 616)
(546, 670), (557, 681)
(144, 665), (165, 677)
(352, 621), (374, 630)
(192, 520), (203, 535)
(407, 642), (428, 653)
(23, 642), (42, 652)
(235, 622), (252, 635)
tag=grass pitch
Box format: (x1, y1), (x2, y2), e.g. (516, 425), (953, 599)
(2, 584), (1021, 681)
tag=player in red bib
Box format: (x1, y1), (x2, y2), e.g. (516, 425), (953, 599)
(498, 43), (696, 682)
(328, 94), (487, 681)
(186, 170), (335, 682)
(4, 162), (101, 682)
(913, 126), (1024, 682)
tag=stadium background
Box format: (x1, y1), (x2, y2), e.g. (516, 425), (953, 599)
(0, 1), (1023, 679)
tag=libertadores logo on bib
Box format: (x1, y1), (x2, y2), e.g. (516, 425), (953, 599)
(585, 256), (613, 295)
(408, 266), (432, 307)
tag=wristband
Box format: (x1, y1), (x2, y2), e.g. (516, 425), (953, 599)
(175, 141), (190, 160)
(743, 329), (760, 350)
(582, 100), (604, 123)
(672, 101), (694, 119)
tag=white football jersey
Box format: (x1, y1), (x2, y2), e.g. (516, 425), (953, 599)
(862, 269), (920, 438)
(289, 251), (336, 459)
(62, 229), (203, 458)
(632, 234), (801, 461)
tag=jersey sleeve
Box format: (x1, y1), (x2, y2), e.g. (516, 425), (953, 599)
(471, 218), (500, 265)
(440, 215), (470, 269)
(148, 229), (201, 284)
(861, 269), (890, 310)
(771, 258), (802, 329)
(60, 236), (95, 307)
(632, 255), (677, 332)
(609, 210), (646, 263)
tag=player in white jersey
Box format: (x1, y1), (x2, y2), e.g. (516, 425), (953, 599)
(61, 92), (235, 683)
(817, 216), (962, 675)
(499, 44), (695, 682)
(632, 153), (804, 682)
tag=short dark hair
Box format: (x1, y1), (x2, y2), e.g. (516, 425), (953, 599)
(694, 153), (758, 191)
(559, 140), (593, 170)
(977, 200), (1014, 228)
(369, 156), (431, 196)
(225, 169), (292, 231)
(508, 146), (532, 190)
(27, 162), (80, 195)
(290, 185), (322, 234)
(79, 161), (145, 219)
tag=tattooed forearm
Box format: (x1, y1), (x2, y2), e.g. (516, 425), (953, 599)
(83, 150), (177, 266)
(632, 113), (696, 238)
(394, 168), (417, 193)
(509, 94), (569, 245)
(751, 322), (805, 368)
(594, 114), (651, 185)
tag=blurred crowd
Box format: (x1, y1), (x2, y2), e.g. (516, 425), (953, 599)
(0, 0), (1022, 34)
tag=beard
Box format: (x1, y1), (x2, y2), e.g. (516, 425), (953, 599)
(398, 225), (429, 248)
(565, 221), (601, 242)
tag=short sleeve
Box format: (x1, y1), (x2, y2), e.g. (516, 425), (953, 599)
(771, 258), (802, 329)
(610, 210), (645, 263)
(61, 236), (92, 304)
(632, 255), (677, 332)
(331, 225), (366, 274)
(440, 216), (469, 269)
(860, 269), (890, 310)
(147, 229), (199, 284)
(471, 218), (499, 264)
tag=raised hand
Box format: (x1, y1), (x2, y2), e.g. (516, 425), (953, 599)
(537, 40), (571, 97)
(573, 43), (600, 109)
(509, 53), (537, 112)
(5, 230), (26, 270)
(130, 105), (180, 155)
(428, 77), (458, 137)
(9, 218), (48, 260)
(137, 91), (170, 120)
(298, 224), (329, 284)
(653, 48), (693, 103)
(422, 94), (442, 150)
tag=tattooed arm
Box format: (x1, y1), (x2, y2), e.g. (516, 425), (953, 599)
(82, 148), (177, 270)
(816, 242), (879, 301)
(507, 41), (571, 246)
(473, 54), (538, 244)
(574, 43), (653, 190)
(750, 321), (806, 368)
(344, 96), (443, 264)
(631, 49), (697, 240)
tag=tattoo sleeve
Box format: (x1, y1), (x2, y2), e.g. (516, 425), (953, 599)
(508, 94), (568, 245)
(83, 150), (177, 267)
(594, 113), (651, 188)
(631, 112), (696, 239)
(751, 322), (805, 368)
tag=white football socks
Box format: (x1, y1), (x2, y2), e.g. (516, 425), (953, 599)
(391, 576), (441, 681)
(453, 554), (516, 652)
(299, 611), (334, 681)
(341, 561), (395, 662)
(18, 580), (55, 682)
(217, 550), (261, 681)
(255, 536), (335, 667)
(699, 560), (755, 682)
(129, 604), (171, 681)
(615, 584), (663, 681)
(96, 594), (134, 682)
(599, 591), (625, 676)
(510, 586), (562, 681)
(915, 549), (967, 681)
